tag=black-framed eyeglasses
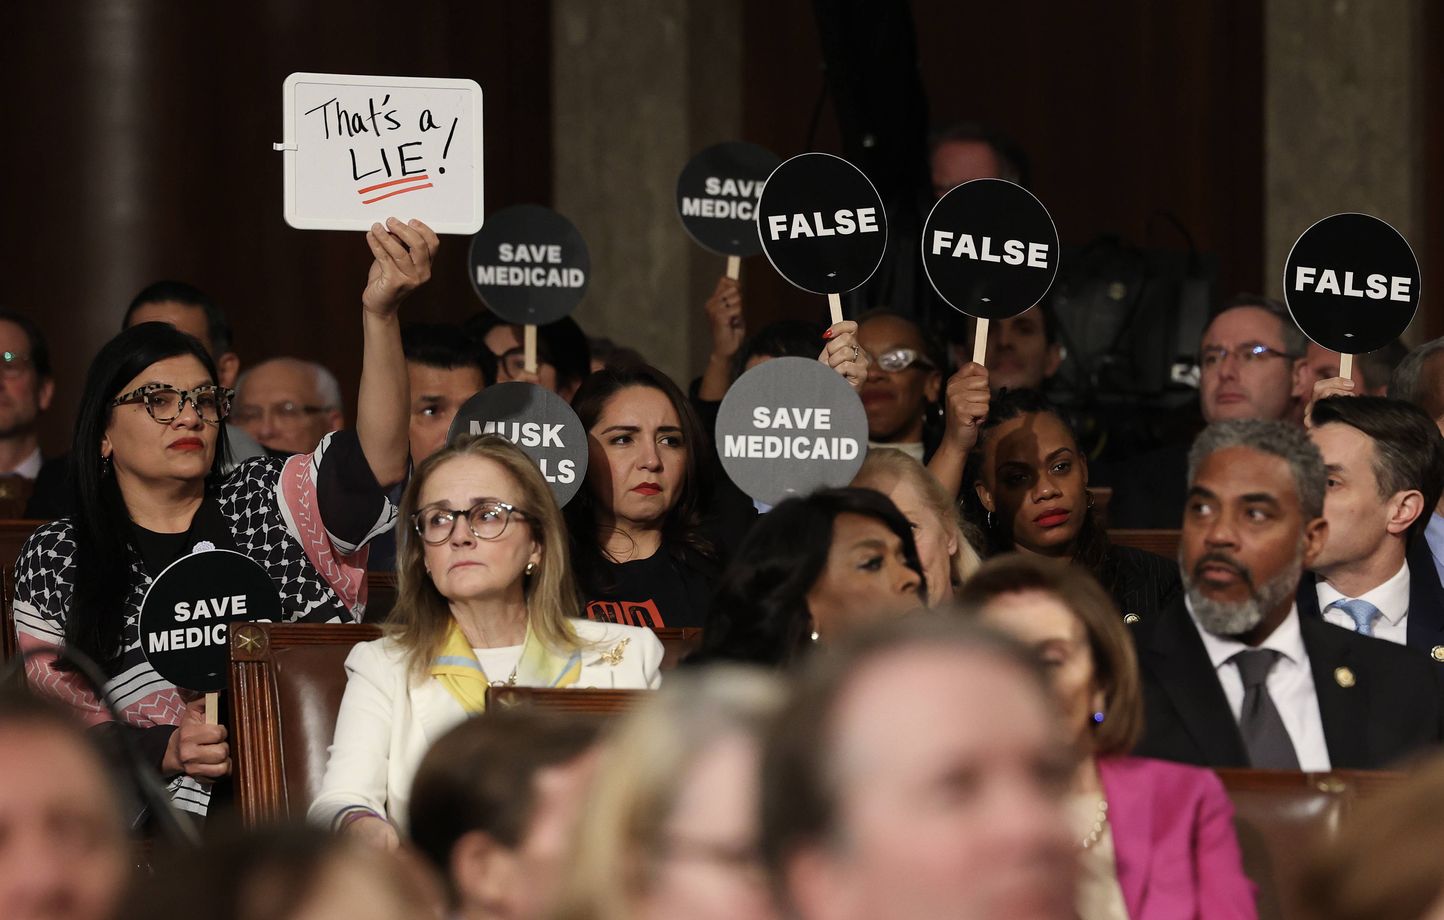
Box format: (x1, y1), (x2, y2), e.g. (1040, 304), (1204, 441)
(411, 499), (529, 545)
(231, 401), (333, 425)
(875, 347), (935, 373)
(110, 384), (233, 424)
(0, 351), (33, 379)
(1199, 343), (1295, 370)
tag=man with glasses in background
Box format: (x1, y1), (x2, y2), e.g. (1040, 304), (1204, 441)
(232, 357), (344, 456)
(0, 310), (54, 514)
(1108, 295), (1310, 529)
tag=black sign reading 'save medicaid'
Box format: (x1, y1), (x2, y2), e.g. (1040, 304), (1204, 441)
(468, 205), (590, 325)
(675, 141), (782, 256)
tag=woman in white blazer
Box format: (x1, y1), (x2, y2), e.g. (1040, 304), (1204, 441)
(309, 435), (663, 847)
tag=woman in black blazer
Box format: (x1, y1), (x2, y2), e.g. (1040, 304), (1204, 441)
(972, 388), (1181, 621)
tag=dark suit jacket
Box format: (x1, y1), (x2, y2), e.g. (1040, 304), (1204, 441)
(1296, 539), (1444, 664)
(1102, 544), (1183, 622)
(1131, 597), (1444, 769)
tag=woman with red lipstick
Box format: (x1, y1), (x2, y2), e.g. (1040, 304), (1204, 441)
(973, 388), (1181, 621)
(568, 364), (726, 629)
(13, 218), (436, 817)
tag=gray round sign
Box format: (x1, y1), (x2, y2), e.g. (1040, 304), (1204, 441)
(448, 382), (589, 506)
(715, 357), (868, 505)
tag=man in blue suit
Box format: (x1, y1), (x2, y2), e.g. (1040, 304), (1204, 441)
(1299, 396), (1444, 664)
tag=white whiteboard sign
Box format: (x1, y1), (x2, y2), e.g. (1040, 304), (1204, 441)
(280, 73), (484, 234)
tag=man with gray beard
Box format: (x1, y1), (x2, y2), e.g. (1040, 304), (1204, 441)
(1129, 419), (1443, 770)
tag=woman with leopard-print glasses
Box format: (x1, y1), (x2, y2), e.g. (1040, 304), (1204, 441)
(13, 218), (437, 819)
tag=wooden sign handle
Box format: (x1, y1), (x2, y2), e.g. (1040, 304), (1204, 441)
(1339, 352), (1353, 381)
(524, 324), (538, 375)
(205, 691), (218, 726)
(726, 255), (741, 280)
(827, 293), (844, 326)
(972, 317), (990, 366)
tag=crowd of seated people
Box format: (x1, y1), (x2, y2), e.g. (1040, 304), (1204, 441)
(7, 128), (1444, 920)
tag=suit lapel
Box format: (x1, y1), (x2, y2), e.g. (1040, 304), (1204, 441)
(1301, 616), (1370, 769)
(1406, 539), (1444, 661)
(1296, 575), (1322, 620)
(1138, 600), (1249, 765)
(1097, 758), (1150, 916)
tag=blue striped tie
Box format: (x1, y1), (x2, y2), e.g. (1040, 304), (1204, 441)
(1328, 598), (1382, 638)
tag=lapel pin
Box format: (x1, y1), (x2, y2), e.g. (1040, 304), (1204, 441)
(1123, 613), (1141, 625)
(1431, 646), (1444, 663)
(598, 637), (630, 666)
(1334, 666), (1356, 689)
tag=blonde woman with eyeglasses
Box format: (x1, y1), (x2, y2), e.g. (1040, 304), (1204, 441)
(310, 435), (663, 848)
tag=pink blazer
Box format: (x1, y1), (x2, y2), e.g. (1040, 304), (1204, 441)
(1097, 756), (1257, 920)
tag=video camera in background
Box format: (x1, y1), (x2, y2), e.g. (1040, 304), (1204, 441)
(1042, 232), (1215, 460)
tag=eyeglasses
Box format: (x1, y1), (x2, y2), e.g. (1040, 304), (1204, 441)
(875, 347), (935, 373)
(1199, 343), (1295, 370)
(498, 347), (551, 380)
(110, 384), (233, 424)
(0, 352), (33, 379)
(411, 499), (528, 545)
(231, 401), (333, 426)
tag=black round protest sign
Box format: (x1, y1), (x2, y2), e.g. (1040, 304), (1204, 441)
(1283, 213), (1420, 354)
(139, 550), (279, 692)
(921, 179), (1060, 320)
(676, 141), (782, 256)
(468, 205), (590, 325)
(448, 382), (589, 506)
(755, 153), (888, 294)
(715, 357), (869, 506)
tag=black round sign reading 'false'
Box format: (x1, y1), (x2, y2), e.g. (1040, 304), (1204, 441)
(448, 382), (589, 507)
(676, 141), (782, 256)
(715, 357), (869, 507)
(921, 179), (1060, 320)
(1283, 213), (1420, 354)
(468, 205), (590, 326)
(755, 153), (888, 295)
(139, 549), (279, 693)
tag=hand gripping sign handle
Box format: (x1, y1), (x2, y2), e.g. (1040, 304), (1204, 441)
(524, 325), (538, 375)
(205, 691), (219, 725)
(726, 255), (741, 281)
(827, 293), (844, 327)
(972, 318), (990, 366)
(1339, 353), (1353, 382)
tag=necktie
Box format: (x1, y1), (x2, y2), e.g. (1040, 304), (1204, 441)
(1327, 598), (1382, 638)
(1230, 649), (1301, 769)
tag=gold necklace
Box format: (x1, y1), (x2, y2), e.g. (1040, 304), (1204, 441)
(1080, 797), (1109, 849)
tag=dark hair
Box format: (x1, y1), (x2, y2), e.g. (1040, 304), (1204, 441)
(566, 364), (715, 594)
(67, 323), (227, 672)
(927, 121), (1031, 187)
(0, 308), (52, 379)
(588, 336), (648, 372)
(409, 708), (602, 901)
(731, 320), (825, 383)
(975, 388), (1110, 570)
(1208, 293), (1306, 358)
(402, 322), (495, 386)
(955, 554), (1143, 756)
(464, 312), (592, 392)
(759, 614), (1049, 901)
(124, 280), (234, 356)
(1310, 395), (1444, 544)
(1354, 338), (1408, 393)
(694, 487), (925, 667)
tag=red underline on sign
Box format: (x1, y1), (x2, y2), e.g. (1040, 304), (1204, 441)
(357, 174), (431, 195)
(361, 183), (435, 204)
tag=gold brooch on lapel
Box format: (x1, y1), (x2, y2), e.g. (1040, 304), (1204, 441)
(599, 638), (630, 666)
(1334, 666), (1356, 689)
(1432, 646), (1444, 663)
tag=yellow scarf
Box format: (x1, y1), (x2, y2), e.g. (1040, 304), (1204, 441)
(430, 619), (582, 714)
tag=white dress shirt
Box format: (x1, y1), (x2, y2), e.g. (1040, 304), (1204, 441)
(1185, 599), (1332, 771)
(6, 447), (41, 479)
(1316, 561), (1410, 645)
